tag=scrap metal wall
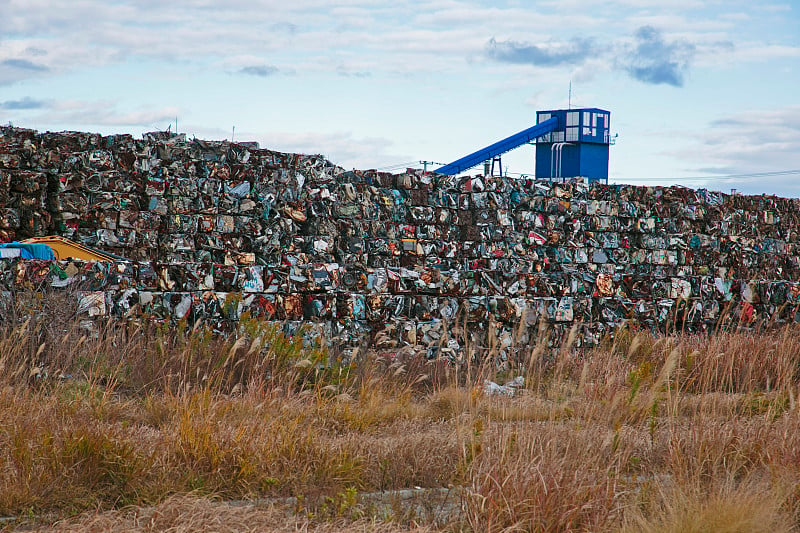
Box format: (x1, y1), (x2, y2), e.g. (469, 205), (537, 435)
(1, 126), (799, 363)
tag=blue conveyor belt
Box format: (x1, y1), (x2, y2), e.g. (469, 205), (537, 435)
(435, 117), (559, 176)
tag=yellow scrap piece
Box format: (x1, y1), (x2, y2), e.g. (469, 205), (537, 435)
(21, 236), (118, 262)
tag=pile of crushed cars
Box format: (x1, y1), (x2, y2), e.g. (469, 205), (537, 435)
(2, 125), (800, 365)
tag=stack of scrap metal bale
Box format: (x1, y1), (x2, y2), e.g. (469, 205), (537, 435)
(0, 127), (53, 242)
(2, 124), (800, 366)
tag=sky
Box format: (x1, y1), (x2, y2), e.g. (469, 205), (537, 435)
(1, 0), (798, 196)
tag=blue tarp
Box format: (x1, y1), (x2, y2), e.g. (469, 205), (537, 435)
(0, 242), (56, 260)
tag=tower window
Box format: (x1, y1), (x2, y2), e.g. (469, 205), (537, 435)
(566, 127), (579, 141)
(567, 112), (579, 126)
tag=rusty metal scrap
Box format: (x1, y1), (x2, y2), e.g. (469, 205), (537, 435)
(2, 125), (800, 364)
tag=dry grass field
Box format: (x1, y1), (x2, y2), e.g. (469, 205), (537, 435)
(3, 293), (800, 531)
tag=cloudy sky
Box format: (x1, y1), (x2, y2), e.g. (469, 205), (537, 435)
(1, 0), (798, 195)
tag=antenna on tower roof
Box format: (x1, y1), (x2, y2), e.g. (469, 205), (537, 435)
(568, 81), (572, 109)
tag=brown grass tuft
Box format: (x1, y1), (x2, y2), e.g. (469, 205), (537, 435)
(23, 495), (438, 532)
(4, 299), (800, 531)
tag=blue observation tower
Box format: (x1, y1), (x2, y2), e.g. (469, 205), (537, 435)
(534, 108), (611, 182)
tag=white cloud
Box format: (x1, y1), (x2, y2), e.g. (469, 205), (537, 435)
(712, 43), (800, 64)
(0, 0), (794, 90)
(9, 99), (182, 129)
(659, 105), (800, 195)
